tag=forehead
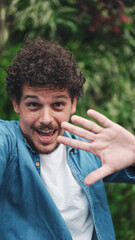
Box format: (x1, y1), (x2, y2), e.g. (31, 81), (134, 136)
(21, 84), (71, 100)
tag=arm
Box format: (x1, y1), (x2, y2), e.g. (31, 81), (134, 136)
(57, 109), (135, 185)
(0, 135), (9, 186)
(0, 121), (17, 186)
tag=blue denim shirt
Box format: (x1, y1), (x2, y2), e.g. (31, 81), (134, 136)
(0, 120), (135, 240)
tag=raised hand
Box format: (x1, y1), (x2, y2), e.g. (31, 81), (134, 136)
(57, 109), (135, 185)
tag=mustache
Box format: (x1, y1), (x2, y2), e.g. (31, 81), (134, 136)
(32, 123), (60, 131)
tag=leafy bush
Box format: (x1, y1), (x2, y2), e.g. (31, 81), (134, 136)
(0, 0), (135, 238)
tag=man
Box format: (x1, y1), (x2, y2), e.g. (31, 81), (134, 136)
(0, 37), (135, 240)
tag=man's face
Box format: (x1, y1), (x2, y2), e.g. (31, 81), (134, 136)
(12, 85), (77, 154)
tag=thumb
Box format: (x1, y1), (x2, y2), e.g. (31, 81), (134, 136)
(84, 165), (112, 185)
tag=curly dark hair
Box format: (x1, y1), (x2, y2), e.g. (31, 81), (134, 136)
(5, 37), (85, 103)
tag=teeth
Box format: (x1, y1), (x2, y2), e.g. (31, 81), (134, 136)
(38, 130), (54, 133)
(37, 129), (56, 139)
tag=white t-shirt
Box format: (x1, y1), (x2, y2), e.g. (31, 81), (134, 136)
(40, 144), (93, 240)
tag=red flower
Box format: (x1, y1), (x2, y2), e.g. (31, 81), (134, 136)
(109, 26), (121, 34)
(121, 15), (132, 23)
(88, 26), (95, 32)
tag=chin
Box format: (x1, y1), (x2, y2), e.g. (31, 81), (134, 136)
(36, 142), (60, 154)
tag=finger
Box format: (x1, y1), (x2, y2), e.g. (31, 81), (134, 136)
(57, 135), (93, 152)
(84, 165), (112, 185)
(61, 121), (95, 141)
(71, 115), (102, 134)
(87, 109), (113, 128)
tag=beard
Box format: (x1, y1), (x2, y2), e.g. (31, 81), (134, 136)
(27, 136), (60, 154)
(21, 122), (63, 154)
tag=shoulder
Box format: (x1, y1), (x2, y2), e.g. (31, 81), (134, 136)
(0, 120), (22, 162)
(0, 120), (20, 150)
(0, 119), (19, 136)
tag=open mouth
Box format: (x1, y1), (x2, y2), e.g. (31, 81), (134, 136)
(36, 129), (57, 143)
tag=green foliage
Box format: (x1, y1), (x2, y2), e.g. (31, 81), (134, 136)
(105, 182), (135, 239)
(0, 0), (135, 238)
(0, 43), (21, 119)
(7, 0), (78, 42)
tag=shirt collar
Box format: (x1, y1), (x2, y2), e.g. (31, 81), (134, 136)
(64, 131), (78, 154)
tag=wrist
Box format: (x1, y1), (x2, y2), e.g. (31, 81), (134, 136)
(130, 135), (135, 166)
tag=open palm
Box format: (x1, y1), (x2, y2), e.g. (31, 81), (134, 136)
(58, 109), (135, 185)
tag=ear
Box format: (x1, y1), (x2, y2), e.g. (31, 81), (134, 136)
(12, 99), (20, 114)
(71, 97), (77, 114)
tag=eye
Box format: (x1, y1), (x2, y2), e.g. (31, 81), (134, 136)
(53, 102), (65, 109)
(26, 102), (41, 110)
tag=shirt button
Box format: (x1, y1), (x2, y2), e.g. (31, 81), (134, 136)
(70, 150), (74, 154)
(35, 162), (40, 167)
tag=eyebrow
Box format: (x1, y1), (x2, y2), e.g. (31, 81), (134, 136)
(24, 94), (68, 100)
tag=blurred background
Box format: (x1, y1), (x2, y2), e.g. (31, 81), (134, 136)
(0, 0), (135, 238)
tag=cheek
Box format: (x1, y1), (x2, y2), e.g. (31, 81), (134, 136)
(20, 114), (35, 130)
(58, 112), (71, 123)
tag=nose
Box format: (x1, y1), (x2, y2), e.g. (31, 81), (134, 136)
(39, 107), (53, 126)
